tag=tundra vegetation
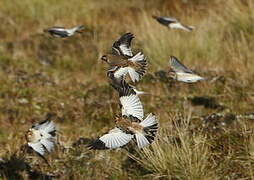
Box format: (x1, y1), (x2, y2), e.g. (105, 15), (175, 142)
(0, 0), (253, 179)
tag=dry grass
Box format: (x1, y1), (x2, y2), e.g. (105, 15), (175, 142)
(0, 0), (254, 179)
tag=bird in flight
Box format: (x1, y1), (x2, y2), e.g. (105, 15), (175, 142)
(168, 56), (204, 83)
(101, 33), (147, 83)
(107, 71), (146, 95)
(152, 15), (194, 32)
(25, 118), (56, 158)
(88, 81), (158, 150)
(44, 25), (85, 38)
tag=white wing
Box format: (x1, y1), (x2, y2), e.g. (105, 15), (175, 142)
(177, 73), (204, 83)
(114, 67), (129, 79)
(120, 94), (144, 120)
(28, 142), (46, 156)
(99, 127), (133, 149)
(140, 113), (157, 127)
(135, 132), (150, 149)
(119, 44), (133, 57)
(40, 138), (56, 152)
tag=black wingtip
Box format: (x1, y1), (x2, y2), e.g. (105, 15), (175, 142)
(117, 79), (136, 97)
(87, 139), (109, 150)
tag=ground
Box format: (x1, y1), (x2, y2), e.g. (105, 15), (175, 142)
(0, 0), (253, 179)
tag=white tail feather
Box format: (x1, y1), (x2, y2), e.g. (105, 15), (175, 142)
(135, 132), (150, 149)
(140, 113), (157, 127)
(129, 52), (145, 62)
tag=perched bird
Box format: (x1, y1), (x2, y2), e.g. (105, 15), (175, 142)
(43, 25), (85, 38)
(168, 56), (204, 83)
(25, 119), (56, 157)
(152, 15), (194, 32)
(101, 33), (147, 83)
(88, 81), (158, 150)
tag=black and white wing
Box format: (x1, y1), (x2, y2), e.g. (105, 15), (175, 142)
(32, 119), (56, 137)
(152, 16), (178, 26)
(88, 127), (133, 149)
(32, 120), (56, 153)
(169, 56), (193, 73)
(46, 27), (69, 37)
(118, 81), (144, 120)
(111, 52), (147, 83)
(28, 142), (47, 156)
(112, 32), (134, 57)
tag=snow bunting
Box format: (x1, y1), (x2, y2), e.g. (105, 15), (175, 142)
(107, 71), (146, 95)
(89, 113), (158, 150)
(25, 119), (56, 157)
(88, 81), (158, 150)
(152, 15), (194, 32)
(112, 32), (134, 57)
(169, 56), (204, 83)
(101, 33), (147, 83)
(44, 25), (85, 38)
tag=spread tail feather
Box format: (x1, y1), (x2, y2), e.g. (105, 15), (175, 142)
(128, 52), (147, 82)
(135, 113), (159, 149)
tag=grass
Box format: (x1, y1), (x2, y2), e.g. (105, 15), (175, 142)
(0, 0), (254, 179)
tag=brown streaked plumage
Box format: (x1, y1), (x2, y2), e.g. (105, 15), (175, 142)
(88, 113), (158, 150)
(101, 53), (147, 83)
(102, 33), (147, 83)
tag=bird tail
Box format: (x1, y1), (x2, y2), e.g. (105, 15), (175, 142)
(134, 113), (159, 149)
(128, 52), (147, 82)
(183, 25), (194, 32)
(74, 25), (85, 33)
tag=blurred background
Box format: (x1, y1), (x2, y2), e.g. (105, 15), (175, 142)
(0, 0), (253, 179)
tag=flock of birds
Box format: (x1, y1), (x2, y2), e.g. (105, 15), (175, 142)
(23, 16), (205, 163)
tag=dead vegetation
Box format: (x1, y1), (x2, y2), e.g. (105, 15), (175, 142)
(0, 0), (254, 179)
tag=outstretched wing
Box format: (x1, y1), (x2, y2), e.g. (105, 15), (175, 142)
(28, 142), (47, 156)
(169, 56), (193, 73)
(33, 120), (56, 137)
(120, 94), (144, 120)
(112, 32), (134, 57)
(88, 127), (133, 149)
(152, 16), (178, 26)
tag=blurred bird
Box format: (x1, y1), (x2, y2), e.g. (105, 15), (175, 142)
(112, 32), (134, 57)
(152, 15), (194, 32)
(107, 71), (146, 95)
(168, 56), (204, 83)
(25, 119), (56, 157)
(117, 77), (144, 120)
(101, 33), (147, 83)
(43, 25), (85, 38)
(88, 80), (158, 150)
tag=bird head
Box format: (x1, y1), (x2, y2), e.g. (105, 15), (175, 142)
(168, 70), (177, 79)
(25, 129), (34, 142)
(101, 55), (108, 62)
(43, 28), (49, 33)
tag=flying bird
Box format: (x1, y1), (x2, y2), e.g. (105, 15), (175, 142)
(169, 56), (204, 83)
(44, 25), (85, 38)
(88, 82), (158, 150)
(25, 119), (56, 157)
(152, 15), (194, 32)
(101, 33), (147, 83)
(112, 32), (134, 57)
(107, 71), (146, 95)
